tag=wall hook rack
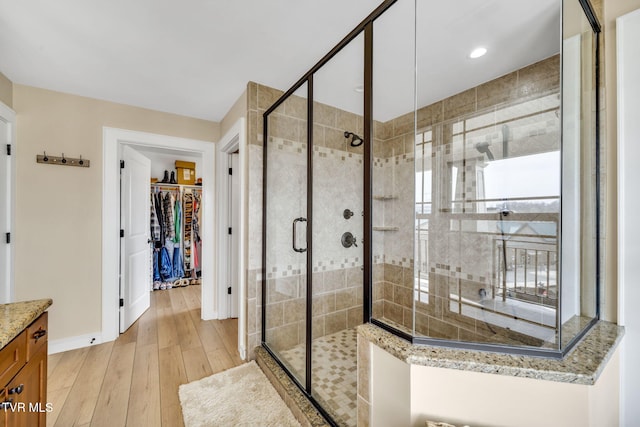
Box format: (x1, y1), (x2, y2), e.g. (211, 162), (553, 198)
(37, 152), (90, 168)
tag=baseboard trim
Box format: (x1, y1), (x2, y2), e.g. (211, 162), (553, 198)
(48, 332), (104, 354)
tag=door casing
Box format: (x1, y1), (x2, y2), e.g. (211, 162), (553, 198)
(102, 127), (215, 343)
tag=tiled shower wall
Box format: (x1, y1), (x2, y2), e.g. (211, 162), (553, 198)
(245, 55), (561, 357)
(245, 83), (370, 358)
(372, 55), (561, 344)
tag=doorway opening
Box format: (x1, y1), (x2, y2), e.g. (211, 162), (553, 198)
(103, 128), (215, 344)
(120, 143), (206, 333)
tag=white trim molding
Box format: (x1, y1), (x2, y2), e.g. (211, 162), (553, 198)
(0, 101), (16, 304)
(216, 118), (247, 360)
(49, 332), (104, 355)
(102, 127), (216, 343)
(617, 8), (640, 427)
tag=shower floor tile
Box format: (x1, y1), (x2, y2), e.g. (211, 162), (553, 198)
(279, 328), (358, 427)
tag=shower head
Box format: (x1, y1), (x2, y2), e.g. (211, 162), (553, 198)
(475, 141), (495, 161)
(344, 131), (364, 147)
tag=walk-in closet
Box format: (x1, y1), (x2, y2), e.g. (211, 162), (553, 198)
(151, 182), (202, 289)
(144, 149), (203, 291)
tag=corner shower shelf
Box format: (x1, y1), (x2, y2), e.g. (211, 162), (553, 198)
(373, 195), (397, 201)
(373, 226), (399, 231)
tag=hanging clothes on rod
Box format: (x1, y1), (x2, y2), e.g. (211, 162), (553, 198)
(149, 183), (202, 290)
(192, 192), (202, 278)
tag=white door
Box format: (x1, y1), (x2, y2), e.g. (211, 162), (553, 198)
(0, 104), (14, 304)
(120, 145), (151, 332)
(228, 153), (239, 317)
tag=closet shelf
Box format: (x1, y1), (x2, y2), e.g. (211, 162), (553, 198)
(151, 183), (202, 190)
(373, 195), (397, 201)
(373, 226), (400, 231)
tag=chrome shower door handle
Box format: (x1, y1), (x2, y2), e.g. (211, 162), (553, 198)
(292, 217), (307, 253)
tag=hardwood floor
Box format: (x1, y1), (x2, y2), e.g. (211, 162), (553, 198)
(47, 285), (243, 427)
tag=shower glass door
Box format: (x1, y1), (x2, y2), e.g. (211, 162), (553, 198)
(311, 33), (364, 427)
(264, 83), (309, 387)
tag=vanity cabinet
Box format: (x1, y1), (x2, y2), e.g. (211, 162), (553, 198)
(0, 312), (48, 427)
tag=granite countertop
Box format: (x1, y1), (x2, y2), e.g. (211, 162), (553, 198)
(358, 320), (624, 385)
(0, 299), (53, 350)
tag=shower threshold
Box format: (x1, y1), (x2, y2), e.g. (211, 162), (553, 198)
(257, 328), (359, 427)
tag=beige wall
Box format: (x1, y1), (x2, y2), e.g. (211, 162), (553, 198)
(220, 89), (247, 138)
(0, 71), (13, 108)
(13, 84), (219, 342)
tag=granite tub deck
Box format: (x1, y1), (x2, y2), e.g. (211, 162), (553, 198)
(0, 299), (53, 349)
(357, 320), (624, 385)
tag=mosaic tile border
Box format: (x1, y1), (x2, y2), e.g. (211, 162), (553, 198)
(266, 257), (362, 280)
(429, 262), (490, 284)
(373, 255), (414, 269)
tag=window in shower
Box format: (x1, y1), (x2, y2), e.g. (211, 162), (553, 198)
(416, 92), (562, 345)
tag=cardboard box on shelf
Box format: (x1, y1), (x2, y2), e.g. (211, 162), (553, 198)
(175, 160), (196, 185)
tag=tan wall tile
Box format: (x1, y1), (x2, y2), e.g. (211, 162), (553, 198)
(314, 102), (337, 127)
(415, 312), (428, 336)
(357, 396), (371, 427)
(346, 267), (363, 287)
(357, 335), (371, 402)
(258, 85), (284, 110)
(428, 316), (459, 339)
(517, 55), (560, 98)
(285, 94), (307, 120)
(312, 271), (325, 295)
(325, 310), (347, 335)
(374, 120), (392, 140)
(312, 124), (326, 149)
(269, 322), (300, 351)
(444, 87), (476, 121)
(284, 298), (306, 324)
(248, 110), (260, 146)
(268, 113), (302, 142)
(392, 111), (415, 137)
(336, 288), (356, 310)
(383, 300), (403, 324)
(247, 81), (258, 110)
(477, 71), (518, 110)
(324, 127), (347, 151)
(347, 306), (363, 329)
(383, 281), (394, 301)
(384, 264), (402, 285)
(393, 285), (412, 308)
(372, 300), (384, 318)
(312, 315), (325, 339)
(402, 307), (413, 329)
(336, 110), (360, 133)
(248, 298), (257, 334)
(312, 293), (336, 316)
(324, 269), (346, 291)
(266, 301), (284, 328)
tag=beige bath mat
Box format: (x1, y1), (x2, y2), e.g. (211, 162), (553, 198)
(178, 361), (300, 427)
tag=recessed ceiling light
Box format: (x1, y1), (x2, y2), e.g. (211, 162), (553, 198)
(354, 85), (364, 93)
(469, 47), (487, 59)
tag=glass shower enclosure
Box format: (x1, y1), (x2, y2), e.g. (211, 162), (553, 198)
(262, 0), (601, 425)
(262, 21), (369, 426)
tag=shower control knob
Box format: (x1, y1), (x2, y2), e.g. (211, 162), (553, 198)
(341, 232), (357, 248)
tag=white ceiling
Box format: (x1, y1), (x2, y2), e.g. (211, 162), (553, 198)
(0, 0), (560, 123)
